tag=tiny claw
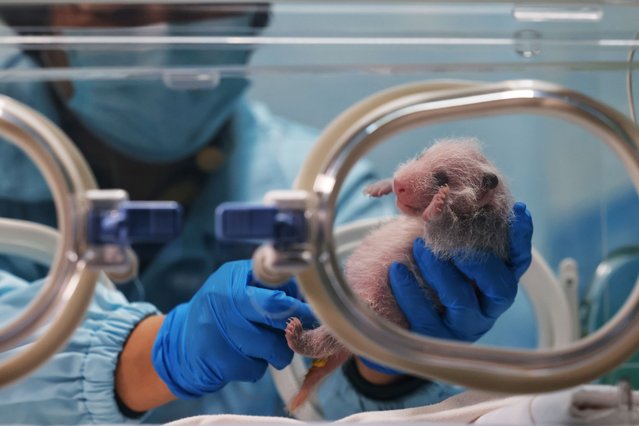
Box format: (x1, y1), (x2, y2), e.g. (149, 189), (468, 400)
(422, 185), (449, 222)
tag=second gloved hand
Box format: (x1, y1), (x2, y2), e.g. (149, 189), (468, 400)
(392, 201), (533, 342)
(152, 260), (316, 399)
(362, 202), (533, 373)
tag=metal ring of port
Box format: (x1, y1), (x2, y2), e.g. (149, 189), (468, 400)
(0, 95), (99, 386)
(293, 79), (639, 393)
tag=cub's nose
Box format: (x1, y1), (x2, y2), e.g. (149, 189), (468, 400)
(393, 179), (406, 194)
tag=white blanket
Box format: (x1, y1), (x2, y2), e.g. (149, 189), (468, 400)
(165, 385), (639, 425)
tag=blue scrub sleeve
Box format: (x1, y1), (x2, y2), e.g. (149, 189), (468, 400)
(0, 271), (159, 425)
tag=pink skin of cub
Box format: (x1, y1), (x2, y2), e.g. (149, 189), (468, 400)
(284, 137), (514, 412)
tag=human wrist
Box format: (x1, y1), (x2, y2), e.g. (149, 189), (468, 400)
(115, 315), (176, 413)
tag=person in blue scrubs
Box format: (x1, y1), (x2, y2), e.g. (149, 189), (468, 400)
(0, 4), (533, 424)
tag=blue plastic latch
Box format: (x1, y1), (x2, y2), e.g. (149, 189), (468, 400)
(215, 202), (307, 245)
(88, 201), (183, 245)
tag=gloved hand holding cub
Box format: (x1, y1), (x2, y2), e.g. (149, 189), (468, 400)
(362, 201), (533, 373)
(389, 201), (533, 342)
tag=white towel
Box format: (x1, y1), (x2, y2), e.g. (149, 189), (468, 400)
(477, 385), (639, 425)
(164, 385), (639, 426)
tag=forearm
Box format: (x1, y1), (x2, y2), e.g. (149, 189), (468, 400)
(115, 315), (176, 413)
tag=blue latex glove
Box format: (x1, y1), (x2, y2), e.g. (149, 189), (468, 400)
(362, 202), (533, 374)
(152, 260), (316, 399)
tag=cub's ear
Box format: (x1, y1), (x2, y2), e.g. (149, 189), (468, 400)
(363, 178), (393, 197)
(482, 172), (499, 190)
(477, 172), (499, 207)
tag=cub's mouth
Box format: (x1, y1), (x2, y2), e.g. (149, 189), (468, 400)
(396, 199), (422, 216)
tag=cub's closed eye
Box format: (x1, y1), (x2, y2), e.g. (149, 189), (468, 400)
(433, 171), (448, 187)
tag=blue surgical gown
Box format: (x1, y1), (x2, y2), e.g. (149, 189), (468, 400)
(0, 44), (458, 424)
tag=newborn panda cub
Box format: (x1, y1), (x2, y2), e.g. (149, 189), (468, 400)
(285, 137), (514, 411)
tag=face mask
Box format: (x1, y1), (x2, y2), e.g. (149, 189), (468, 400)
(63, 15), (254, 163)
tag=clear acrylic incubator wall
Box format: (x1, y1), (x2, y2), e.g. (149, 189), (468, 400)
(1, 0), (639, 399)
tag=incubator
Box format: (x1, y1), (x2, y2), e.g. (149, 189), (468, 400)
(0, 1), (639, 424)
